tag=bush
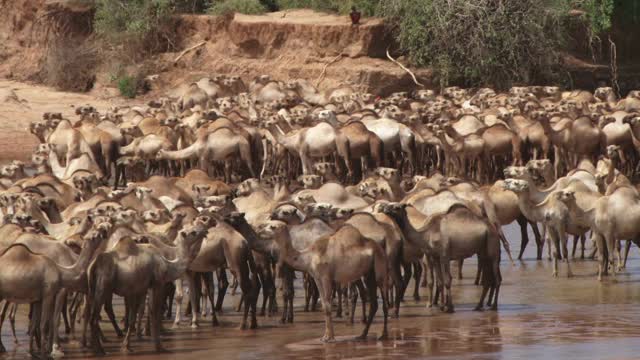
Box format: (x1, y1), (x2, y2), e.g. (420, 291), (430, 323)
(117, 75), (138, 98)
(94, 0), (174, 57)
(275, 0), (379, 16)
(379, 0), (570, 89)
(208, 0), (267, 15)
(43, 37), (99, 92)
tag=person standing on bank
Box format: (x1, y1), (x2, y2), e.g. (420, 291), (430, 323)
(350, 6), (361, 25)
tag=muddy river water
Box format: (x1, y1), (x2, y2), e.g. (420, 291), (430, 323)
(3, 224), (640, 359)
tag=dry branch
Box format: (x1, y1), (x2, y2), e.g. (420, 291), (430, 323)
(386, 48), (424, 87)
(315, 53), (344, 88)
(173, 41), (207, 64)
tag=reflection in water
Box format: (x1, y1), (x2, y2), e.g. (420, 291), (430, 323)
(3, 223), (640, 359)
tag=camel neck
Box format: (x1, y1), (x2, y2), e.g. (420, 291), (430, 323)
(274, 230), (308, 272)
(59, 234), (102, 286)
(231, 221), (273, 256)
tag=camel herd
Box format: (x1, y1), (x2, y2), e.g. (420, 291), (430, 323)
(1, 74), (640, 357)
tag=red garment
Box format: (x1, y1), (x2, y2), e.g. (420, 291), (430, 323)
(350, 11), (361, 25)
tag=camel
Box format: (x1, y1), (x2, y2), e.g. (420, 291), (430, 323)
(88, 221), (208, 354)
(379, 203), (501, 312)
(557, 184), (640, 280)
(156, 127), (255, 182)
(502, 179), (585, 277)
(178, 83), (209, 110)
(258, 217), (389, 342)
(179, 217), (258, 330)
(483, 180), (542, 259)
(360, 116), (417, 173)
(265, 118), (351, 177)
(0, 226), (107, 357)
(435, 128), (485, 180)
(30, 118), (98, 168)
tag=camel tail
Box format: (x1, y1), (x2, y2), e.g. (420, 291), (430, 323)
(498, 228), (514, 266)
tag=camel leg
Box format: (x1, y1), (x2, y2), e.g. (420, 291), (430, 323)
(560, 231), (573, 277)
(173, 278), (183, 327)
(104, 295), (122, 337)
(572, 235), (579, 259)
(9, 304), (17, 344)
(474, 259), (490, 311)
(29, 301), (41, 356)
(457, 259), (463, 280)
(413, 262), (422, 300)
(424, 256), (435, 308)
(581, 234), (587, 260)
(356, 270), (379, 340)
(121, 296), (139, 353)
(348, 283), (357, 324)
(216, 269), (229, 312)
(623, 239), (632, 269)
(62, 296), (70, 335)
(390, 256), (402, 318)
(202, 273), (219, 325)
(527, 221), (543, 260)
(439, 256), (454, 313)
(186, 274), (200, 328)
(317, 277), (335, 342)
(0, 300), (6, 352)
(474, 260), (482, 286)
(516, 216), (529, 260)
(40, 294), (56, 358)
(150, 287), (166, 352)
(51, 289), (66, 357)
(550, 228), (560, 277)
(490, 256), (502, 310)
(400, 261), (412, 302)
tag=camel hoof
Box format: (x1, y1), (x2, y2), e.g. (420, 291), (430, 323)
(172, 323), (180, 329)
(490, 305), (498, 311)
(567, 272), (574, 278)
(50, 347), (65, 359)
(473, 306), (484, 312)
(552, 272), (558, 278)
(239, 324), (247, 331)
(155, 346), (169, 353)
(212, 319), (220, 327)
(354, 334), (367, 341)
(250, 322), (258, 330)
(0, 345), (5, 353)
(320, 335), (335, 343)
(377, 333), (388, 341)
(120, 345), (133, 354)
(190, 322), (199, 329)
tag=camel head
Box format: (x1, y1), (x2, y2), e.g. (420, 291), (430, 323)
(503, 166), (528, 180)
(622, 113), (640, 127)
(627, 90), (640, 100)
(606, 145), (621, 159)
(235, 178), (261, 197)
(196, 194), (231, 210)
(381, 105), (405, 121)
(29, 121), (49, 141)
(373, 167), (399, 182)
(142, 209), (171, 224)
(555, 189), (576, 205)
(440, 177), (464, 188)
(112, 208), (139, 226)
(509, 87), (528, 97)
(358, 179), (380, 199)
(291, 192), (316, 208)
(376, 202), (408, 223)
(271, 204), (306, 223)
(134, 186), (153, 200)
(120, 125), (143, 138)
(192, 214), (215, 229)
(316, 110), (337, 124)
(594, 87), (614, 101)
(525, 159), (552, 182)
(217, 98), (234, 114)
(543, 86), (560, 97)
(160, 117), (180, 128)
(177, 224), (209, 260)
(414, 89), (436, 102)
(297, 174), (322, 189)
(303, 202), (335, 219)
(599, 114), (617, 128)
(501, 179), (528, 193)
(256, 220), (288, 240)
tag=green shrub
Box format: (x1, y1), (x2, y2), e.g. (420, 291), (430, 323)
(94, 0), (174, 56)
(208, 0), (267, 15)
(379, 0), (571, 89)
(117, 75), (138, 98)
(275, 0), (379, 16)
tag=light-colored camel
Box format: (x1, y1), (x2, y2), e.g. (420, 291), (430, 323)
(0, 226), (107, 357)
(502, 179), (584, 277)
(178, 83), (209, 110)
(379, 203), (501, 312)
(157, 127), (255, 182)
(259, 218), (389, 342)
(87, 222), (208, 354)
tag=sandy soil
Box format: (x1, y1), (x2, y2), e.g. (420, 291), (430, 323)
(0, 80), (131, 162)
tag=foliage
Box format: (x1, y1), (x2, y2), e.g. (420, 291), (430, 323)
(275, 0), (379, 16)
(94, 0), (174, 56)
(573, 0), (615, 34)
(379, 0), (571, 89)
(208, 0), (268, 15)
(43, 37), (99, 92)
(117, 75), (138, 98)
